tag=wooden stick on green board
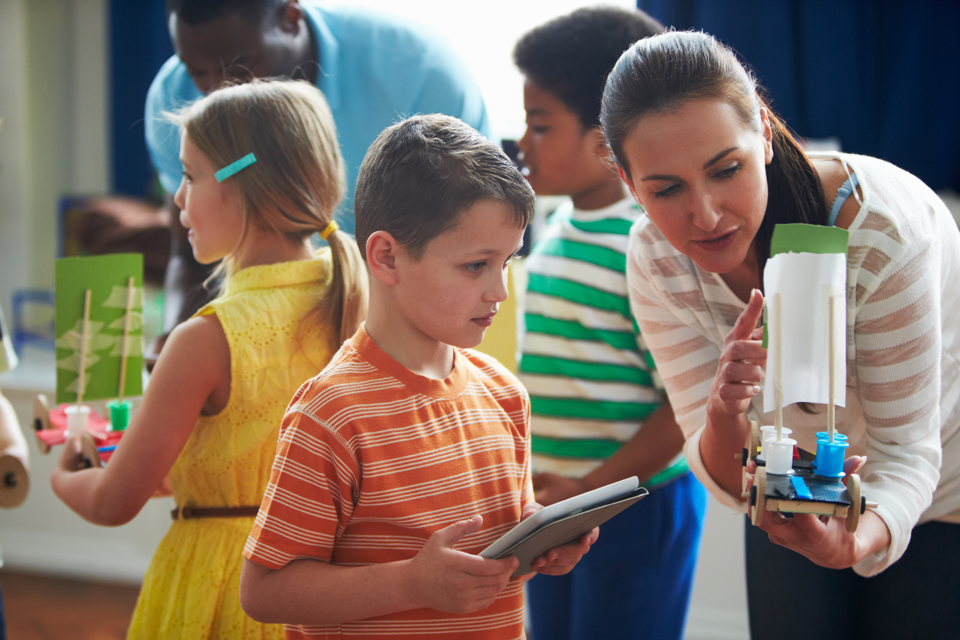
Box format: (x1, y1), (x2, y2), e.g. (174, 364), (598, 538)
(76, 289), (91, 406)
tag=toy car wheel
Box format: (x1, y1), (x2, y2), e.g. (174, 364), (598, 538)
(77, 432), (103, 469)
(748, 419), (760, 459)
(32, 394), (52, 455)
(751, 466), (767, 527)
(845, 473), (861, 533)
(0, 454), (29, 508)
(741, 448), (751, 495)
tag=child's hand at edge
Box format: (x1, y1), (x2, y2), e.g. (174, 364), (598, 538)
(532, 472), (584, 506)
(407, 514), (518, 614)
(521, 502), (600, 577)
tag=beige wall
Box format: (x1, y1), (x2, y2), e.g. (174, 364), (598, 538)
(0, 0), (109, 319)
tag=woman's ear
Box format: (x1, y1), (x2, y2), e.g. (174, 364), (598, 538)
(365, 231), (400, 286)
(760, 107), (775, 165)
(617, 165), (643, 206)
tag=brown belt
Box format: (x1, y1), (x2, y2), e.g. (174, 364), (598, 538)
(171, 505), (260, 520)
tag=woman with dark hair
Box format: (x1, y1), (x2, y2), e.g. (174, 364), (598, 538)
(602, 30), (960, 638)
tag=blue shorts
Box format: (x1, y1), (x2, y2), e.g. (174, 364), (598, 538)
(526, 472), (707, 640)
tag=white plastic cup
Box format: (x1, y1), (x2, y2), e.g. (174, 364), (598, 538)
(758, 426), (792, 462)
(765, 437), (797, 475)
(64, 405), (91, 439)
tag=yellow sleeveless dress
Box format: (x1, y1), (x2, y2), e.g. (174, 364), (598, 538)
(128, 253), (335, 639)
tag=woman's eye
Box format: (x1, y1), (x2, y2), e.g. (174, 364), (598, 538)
(652, 183), (680, 199)
(716, 164), (742, 180)
(466, 261), (486, 273)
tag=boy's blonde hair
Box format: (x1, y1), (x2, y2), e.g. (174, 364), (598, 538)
(173, 79), (367, 346)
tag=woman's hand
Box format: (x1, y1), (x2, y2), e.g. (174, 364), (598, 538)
(701, 289), (767, 496)
(753, 456), (891, 569)
(707, 288), (766, 419)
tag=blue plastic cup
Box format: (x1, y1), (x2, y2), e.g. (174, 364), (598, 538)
(816, 431), (848, 443)
(814, 438), (848, 478)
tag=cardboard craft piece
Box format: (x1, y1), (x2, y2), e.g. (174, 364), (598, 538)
(55, 254), (144, 404)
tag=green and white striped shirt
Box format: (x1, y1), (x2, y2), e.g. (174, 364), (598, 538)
(519, 197), (688, 487)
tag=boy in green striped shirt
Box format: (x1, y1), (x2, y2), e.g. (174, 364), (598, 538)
(514, 7), (707, 639)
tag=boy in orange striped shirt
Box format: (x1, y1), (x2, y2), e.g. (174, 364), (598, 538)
(240, 114), (598, 639)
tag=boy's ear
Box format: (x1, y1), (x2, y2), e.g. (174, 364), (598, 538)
(365, 231), (401, 286)
(617, 165), (643, 206)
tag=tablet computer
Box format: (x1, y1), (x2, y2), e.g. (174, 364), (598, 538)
(480, 476), (648, 577)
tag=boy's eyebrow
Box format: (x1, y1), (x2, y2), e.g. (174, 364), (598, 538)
(525, 108), (550, 118)
(640, 147), (739, 182)
(468, 241), (524, 257)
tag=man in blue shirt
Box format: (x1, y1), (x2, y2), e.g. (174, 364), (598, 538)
(147, 0), (492, 328)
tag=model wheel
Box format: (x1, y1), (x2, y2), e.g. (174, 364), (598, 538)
(0, 454), (29, 508)
(751, 466), (767, 527)
(845, 473), (862, 533)
(32, 394), (51, 455)
(77, 432), (102, 470)
(741, 448), (750, 495)
(748, 420), (760, 459)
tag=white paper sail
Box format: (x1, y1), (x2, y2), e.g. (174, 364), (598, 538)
(763, 251), (847, 412)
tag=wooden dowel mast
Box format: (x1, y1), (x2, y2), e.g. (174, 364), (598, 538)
(76, 289), (92, 406)
(828, 293), (838, 443)
(774, 293), (783, 441)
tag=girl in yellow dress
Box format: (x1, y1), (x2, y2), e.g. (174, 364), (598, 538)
(52, 79), (368, 639)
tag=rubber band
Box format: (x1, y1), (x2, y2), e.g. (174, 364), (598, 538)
(215, 153), (257, 182)
(319, 220), (339, 240)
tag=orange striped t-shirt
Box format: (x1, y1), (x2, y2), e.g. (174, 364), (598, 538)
(244, 326), (533, 640)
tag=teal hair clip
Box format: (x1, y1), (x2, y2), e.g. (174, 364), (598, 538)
(215, 153), (257, 182)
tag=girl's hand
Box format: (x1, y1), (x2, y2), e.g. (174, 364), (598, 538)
(753, 456), (890, 569)
(532, 472), (584, 506)
(708, 289), (766, 419)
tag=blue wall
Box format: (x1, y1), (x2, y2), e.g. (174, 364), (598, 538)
(109, 1), (173, 199)
(637, 0), (960, 192)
